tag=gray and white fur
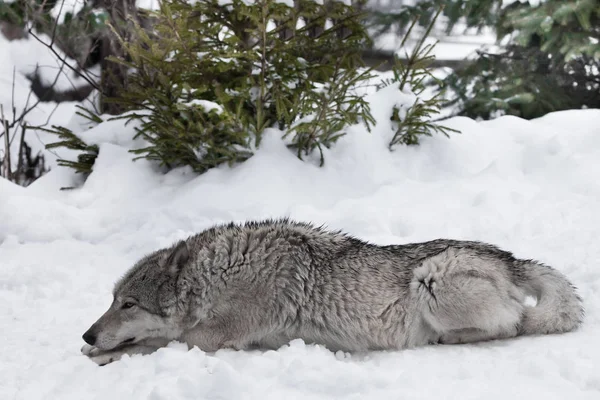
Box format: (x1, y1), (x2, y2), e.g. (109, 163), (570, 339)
(81, 219), (584, 365)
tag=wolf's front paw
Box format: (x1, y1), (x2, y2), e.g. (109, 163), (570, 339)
(81, 344), (123, 365)
(81, 344), (97, 356)
(89, 352), (123, 366)
(81, 344), (106, 357)
(82, 343), (159, 365)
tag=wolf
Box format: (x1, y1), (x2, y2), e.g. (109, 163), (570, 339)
(81, 219), (584, 365)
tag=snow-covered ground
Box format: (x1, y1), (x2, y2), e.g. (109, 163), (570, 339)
(2, 102), (600, 398)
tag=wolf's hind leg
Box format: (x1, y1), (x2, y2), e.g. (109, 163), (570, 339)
(411, 247), (525, 344)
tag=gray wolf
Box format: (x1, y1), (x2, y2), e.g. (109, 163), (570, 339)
(81, 219), (583, 365)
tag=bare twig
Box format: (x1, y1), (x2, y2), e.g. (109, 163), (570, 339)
(30, 123), (61, 159)
(11, 73), (38, 145)
(49, 0), (66, 47)
(16, 124), (27, 184)
(1, 105), (12, 180)
(5, 60), (66, 147)
(0, 54), (68, 182)
(11, 67), (17, 123)
(28, 29), (102, 93)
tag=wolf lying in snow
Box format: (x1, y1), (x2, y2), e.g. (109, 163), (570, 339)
(81, 219), (583, 365)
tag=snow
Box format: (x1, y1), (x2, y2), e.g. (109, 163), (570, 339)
(180, 99), (224, 113)
(2, 82), (600, 399)
(0, 31), (97, 93)
(50, 0), (86, 24)
(136, 0), (161, 10)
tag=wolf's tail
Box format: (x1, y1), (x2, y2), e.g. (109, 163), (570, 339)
(517, 261), (584, 335)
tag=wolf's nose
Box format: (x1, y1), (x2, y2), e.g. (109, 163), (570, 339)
(82, 330), (97, 346)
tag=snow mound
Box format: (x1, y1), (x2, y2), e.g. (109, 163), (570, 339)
(1, 108), (599, 399)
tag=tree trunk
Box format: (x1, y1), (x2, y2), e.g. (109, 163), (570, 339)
(94, 0), (139, 115)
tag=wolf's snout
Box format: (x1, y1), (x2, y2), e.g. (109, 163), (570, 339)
(82, 330), (97, 346)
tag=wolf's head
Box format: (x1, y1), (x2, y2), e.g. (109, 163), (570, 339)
(82, 240), (190, 350)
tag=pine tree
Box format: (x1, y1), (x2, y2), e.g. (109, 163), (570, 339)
(367, 0), (502, 36)
(504, 0), (599, 60)
(370, 0), (600, 120)
(45, 0), (454, 177)
(97, 0), (376, 171)
(445, 0), (599, 119)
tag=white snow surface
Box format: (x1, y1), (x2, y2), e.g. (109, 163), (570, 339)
(50, 0), (86, 24)
(0, 32), (96, 93)
(1, 105), (600, 399)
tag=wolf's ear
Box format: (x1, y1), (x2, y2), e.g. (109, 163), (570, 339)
(164, 240), (189, 276)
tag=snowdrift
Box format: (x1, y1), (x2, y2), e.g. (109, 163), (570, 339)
(1, 106), (600, 399)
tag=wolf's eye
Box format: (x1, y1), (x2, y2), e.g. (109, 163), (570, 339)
(122, 302), (135, 309)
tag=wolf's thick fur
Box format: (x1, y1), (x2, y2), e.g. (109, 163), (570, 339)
(82, 219), (583, 365)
